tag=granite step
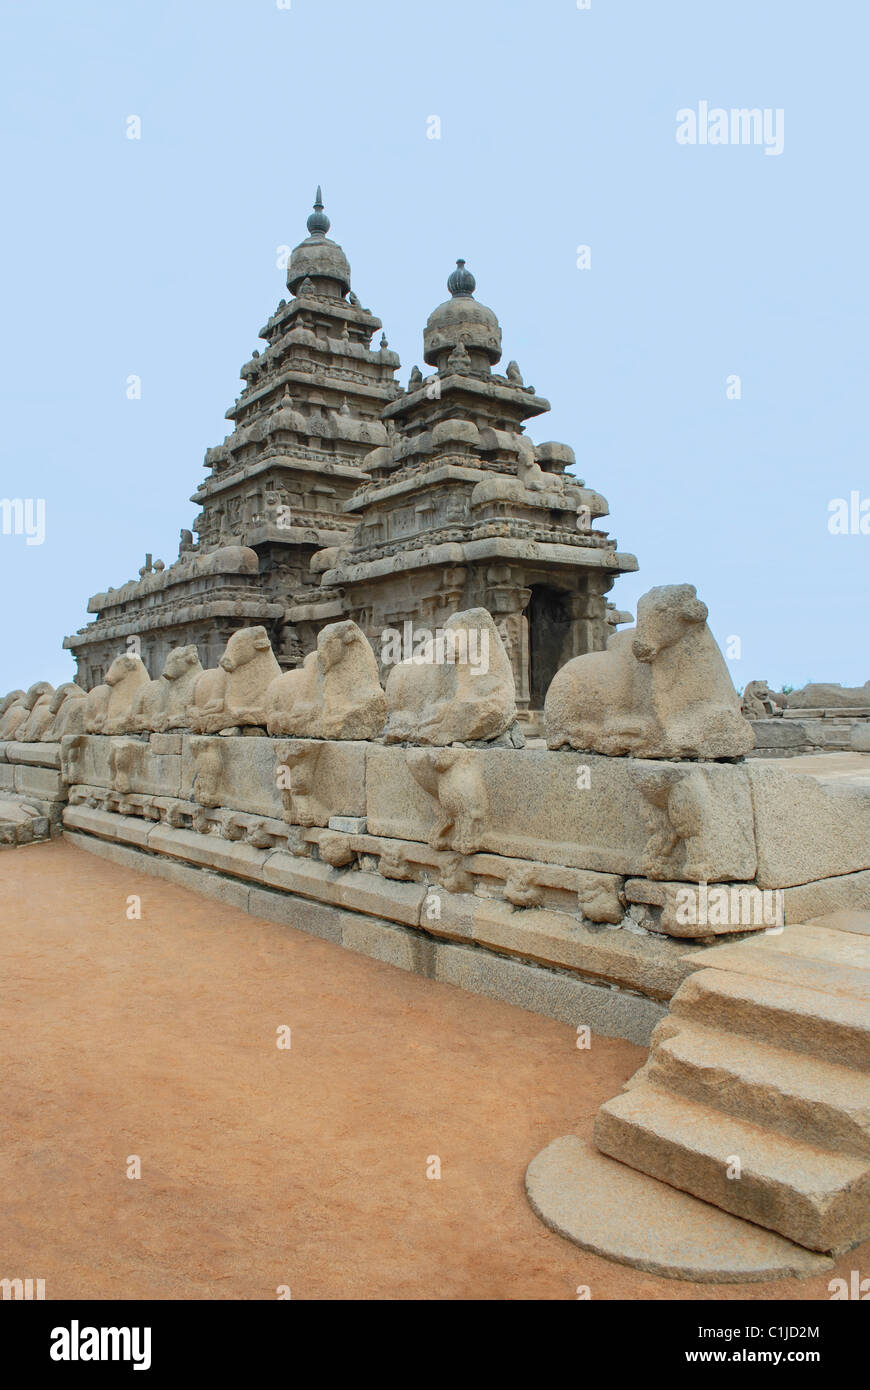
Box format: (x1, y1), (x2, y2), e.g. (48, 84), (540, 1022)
(671, 967), (870, 1068)
(594, 1084), (870, 1253)
(806, 910), (870, 938)
(685, 944), (870, 1004)
(526, 1134), (833, 1283)
(641, 1017), (870, 1158)
(697, 922), (870, 977)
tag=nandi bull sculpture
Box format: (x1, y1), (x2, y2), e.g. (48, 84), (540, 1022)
(545, 583), (754, 760)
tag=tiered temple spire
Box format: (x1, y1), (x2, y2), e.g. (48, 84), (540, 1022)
(314, 261), (637, 713)
(65, 207), (636, 723)
(64, 190), (401, 684)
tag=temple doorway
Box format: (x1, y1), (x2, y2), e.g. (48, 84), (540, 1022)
(527, 585), (572, 709)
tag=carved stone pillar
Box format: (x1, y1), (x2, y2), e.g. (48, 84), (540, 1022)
(485, 569), (532, 707)
(565, 578), (610, 659)
(495, 611), (531, 708)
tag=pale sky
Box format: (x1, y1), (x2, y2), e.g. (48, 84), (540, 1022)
(1, 0), (867, 692)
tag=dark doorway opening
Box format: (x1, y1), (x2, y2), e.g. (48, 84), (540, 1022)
(527, 585), (572, 708)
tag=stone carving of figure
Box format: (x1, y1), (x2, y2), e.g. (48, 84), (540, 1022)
(446, 342), (472, 374)
(384, 608), (517, 746)
(545, 584), (754, 760)
(266, 620), (386, 740)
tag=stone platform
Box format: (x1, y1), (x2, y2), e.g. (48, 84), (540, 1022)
(749, 711), (870, 757)
(0, 740), (66, 847)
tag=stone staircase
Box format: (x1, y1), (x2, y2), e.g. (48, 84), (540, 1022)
(594, 912), (870, 1254)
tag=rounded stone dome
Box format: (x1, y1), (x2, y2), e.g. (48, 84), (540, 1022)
(266, 405), (307, 436)
(424, 261), (502, 367)
(286, 188), (351, 296)
(287, 237), (351, 295)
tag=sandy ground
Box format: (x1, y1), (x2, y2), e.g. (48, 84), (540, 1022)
(1, 837), (866, 1301)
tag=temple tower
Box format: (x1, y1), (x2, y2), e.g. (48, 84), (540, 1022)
(191, 188), (402, 653)
(64, 191), (401, 686)
(315, 260), (637, 718)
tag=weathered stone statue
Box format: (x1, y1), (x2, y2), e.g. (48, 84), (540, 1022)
(0, 690), (27, 738)
(189, 626), (281, 734)
(545, 584), (754, 760)
(131, 645), (203, 733)
(45, 683), (87, 740)
(514, 433), (552, 491)
(189, 737), (225, 807)
(786, 680), (870, 709)
(266, 620), (386, 739)
(741, 679), (778, 719)
(406, 747), (488, 855)
(17, 683), (55, 742)
(384, 608), (517, 746)
(81, 655), (150, 735)
(83, 681), (112, 734)
(105, 656), (151, 735)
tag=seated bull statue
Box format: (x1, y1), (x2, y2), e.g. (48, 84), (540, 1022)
(384, 608), (517, 746)
(45, 683), (87, 739)
(545, 583), (754, 760)
(19, 682), (60, 741)
(131, 645), (203, 732)
(0, 689), (29, 739)
(2, 681), (52, 745)
(83, 681), (111, 734)
(82, 654), (151, 735)
(189, 626), (280, 734)
(786, 679), (870, 710)
(514, 433), (553, 492)
(266, 620), (386, 740)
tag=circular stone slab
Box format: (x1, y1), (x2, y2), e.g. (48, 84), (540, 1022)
(526, 1135), (834, 1283)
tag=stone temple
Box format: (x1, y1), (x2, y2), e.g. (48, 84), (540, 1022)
(63, 190), (637, 722)
(4, 190), (870, 1286)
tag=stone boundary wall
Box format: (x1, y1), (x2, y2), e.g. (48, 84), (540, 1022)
(8, 728), (863, 1044)
(0, 741), (67, 846)
(749, 711), (870, 757)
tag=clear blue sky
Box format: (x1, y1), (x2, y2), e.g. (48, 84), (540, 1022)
(1, 0), (867, 693)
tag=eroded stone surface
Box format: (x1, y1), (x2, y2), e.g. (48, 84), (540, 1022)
(748, 762), (870, 887)
(366, 745), (756, 880)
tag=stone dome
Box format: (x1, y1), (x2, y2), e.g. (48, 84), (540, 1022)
(266, 404), (308, 436)
(286, 188), (351, 296)
(424, 261), (502, 367)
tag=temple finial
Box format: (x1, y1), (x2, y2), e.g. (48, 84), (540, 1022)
(307, 186), (330, 237)
(447, 258), (476, 297)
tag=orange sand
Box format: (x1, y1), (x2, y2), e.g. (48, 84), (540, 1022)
(1, 838), (865, 1300)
